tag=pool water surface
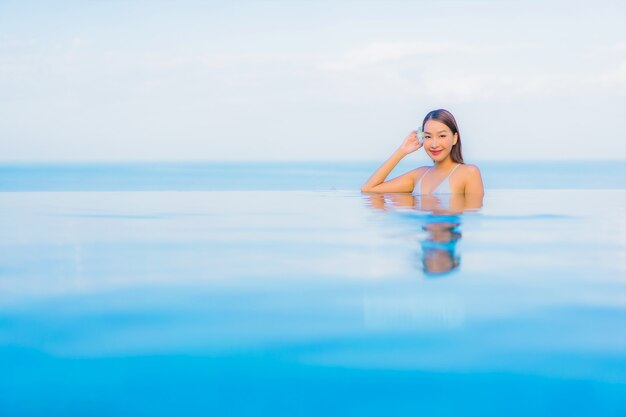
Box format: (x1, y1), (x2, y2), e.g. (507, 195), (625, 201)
(0, 186), (625, 416)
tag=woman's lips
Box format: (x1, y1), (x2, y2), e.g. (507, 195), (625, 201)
(429, 149), (442, 156)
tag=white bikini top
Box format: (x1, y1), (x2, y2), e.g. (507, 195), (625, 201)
(414, 164), (461, 195)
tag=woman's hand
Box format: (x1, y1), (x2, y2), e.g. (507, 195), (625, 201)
(397, 131), (423, 155)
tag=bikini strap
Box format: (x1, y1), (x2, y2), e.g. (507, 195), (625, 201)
(415, 168), (431, 193)
(445, 164), (461, 179)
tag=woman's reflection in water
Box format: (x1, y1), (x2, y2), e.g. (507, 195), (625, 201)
(364, 193), (482, 277)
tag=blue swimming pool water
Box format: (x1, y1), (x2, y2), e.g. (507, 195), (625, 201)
(0, 162), (625, 416)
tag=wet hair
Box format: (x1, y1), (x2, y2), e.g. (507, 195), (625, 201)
(422, 109), (464, 164)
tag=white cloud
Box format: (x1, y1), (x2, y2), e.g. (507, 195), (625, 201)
(70, 37), (90, 48)
(0, 36), (38, 49)
(313, 40), (626, 104)
(317, 40), (498, 72)
(610, 42), (626, 53)
(590, 59), (626, 91)
(422, 61), (626, 103)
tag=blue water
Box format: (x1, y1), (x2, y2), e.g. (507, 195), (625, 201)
(1, 160), (624, 191)
(1, 161), (625, 416)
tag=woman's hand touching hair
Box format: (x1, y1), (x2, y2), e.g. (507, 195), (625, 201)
(398, 130), (423, 156)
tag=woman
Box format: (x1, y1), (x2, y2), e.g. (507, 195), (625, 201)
(361, 109), (484, 197)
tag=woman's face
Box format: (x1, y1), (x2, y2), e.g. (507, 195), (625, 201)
(423, 120), (458, 162)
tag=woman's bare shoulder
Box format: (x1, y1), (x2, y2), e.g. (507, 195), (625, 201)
(458, 163), (484, 195)
(412, 166), (430, 173)
(458, 163), (482, 177)
(411, 166), (430, 178)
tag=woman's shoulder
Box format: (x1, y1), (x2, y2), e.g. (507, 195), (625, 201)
(411, 166), (430, 178)
(457, 163), (484, 195)
(457, 163), (481, 177)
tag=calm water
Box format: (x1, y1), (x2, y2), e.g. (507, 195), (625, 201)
(1, 162), (625, 417)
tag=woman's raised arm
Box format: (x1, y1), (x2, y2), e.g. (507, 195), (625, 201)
(361, 131), (423, 193)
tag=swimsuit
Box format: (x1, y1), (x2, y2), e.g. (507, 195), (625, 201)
(414, 164), (461, 195)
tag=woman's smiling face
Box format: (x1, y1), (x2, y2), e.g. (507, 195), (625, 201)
(423, 120), (458, 162)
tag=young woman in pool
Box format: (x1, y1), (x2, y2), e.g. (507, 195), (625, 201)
(361, 109), (484, 197)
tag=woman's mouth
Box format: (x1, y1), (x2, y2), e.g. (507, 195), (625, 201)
(429, 149), (443, 156)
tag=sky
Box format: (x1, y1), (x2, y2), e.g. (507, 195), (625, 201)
(0, 0), (624, 162)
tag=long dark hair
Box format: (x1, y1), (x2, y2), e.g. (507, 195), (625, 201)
(422, 109), (464, 164)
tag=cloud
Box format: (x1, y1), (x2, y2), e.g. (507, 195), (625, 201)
(590, 59), (626, 90)
(610, 42), (626, 53)
(0, 36), (39, 49)
(422, 61), (626, 103)
(313, 40), (626, 104)
(70, 37), (90, 48)
(317, 41), (495, 72)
